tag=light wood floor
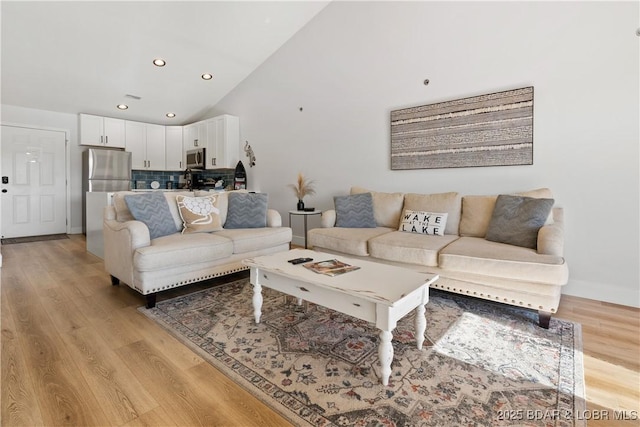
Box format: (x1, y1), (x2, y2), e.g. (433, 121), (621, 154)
(1, 235), (638, 426)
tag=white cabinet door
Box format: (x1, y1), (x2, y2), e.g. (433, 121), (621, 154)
(183, 123), (207, 151)
(103, 117), (125, 148)
(183, 124), (196, 151)
(217, 115), (240, 168)
(80, 114), (125, 147)
(166, 126), (183, 170)
(207, 115), (240, 168)
(145, 124), (166, 171)
(205, 119), (219, 168)
(125, 121), (147, 169)
(80, 114), (104, 146)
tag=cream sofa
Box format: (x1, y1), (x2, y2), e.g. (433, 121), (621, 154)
(104, 191), (292, 308)
(308, 187), (568, 328)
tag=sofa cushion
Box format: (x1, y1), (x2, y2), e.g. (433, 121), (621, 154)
(439, 237), (567, 285)
(225, 192), (268, 229)
(485, 195), (554, 249)
(124, 192), (179, 239)
(215, 227), (293, 254)
(460, 188), (554, 237)
(176, 194), (223, 234)
(133, 232), (233, 271)
(369, 231), (459, 267)
(334, 193), (377, 228)
(398, 210), (448, 236)
(350, 186), (405, 228)
(308, 227), (393, 256)
(402, 192), (461, 235)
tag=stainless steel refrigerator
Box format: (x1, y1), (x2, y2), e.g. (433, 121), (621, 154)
(82, 148), (132, 258)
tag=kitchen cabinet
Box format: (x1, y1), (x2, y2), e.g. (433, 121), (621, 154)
(80, 114), (125, 148)
(165, 126), (184, 170)
(182, 114), (239, 169)
(205, 115), (240, 169)
(126, 121), (166, 170)
(183, 121), (207, 151)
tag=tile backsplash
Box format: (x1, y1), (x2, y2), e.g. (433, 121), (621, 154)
(131, 169), (235, 190)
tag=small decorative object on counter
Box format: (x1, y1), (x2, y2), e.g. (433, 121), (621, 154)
(289, 172), (316, 211)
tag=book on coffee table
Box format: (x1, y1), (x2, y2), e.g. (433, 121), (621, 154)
(303, 259), (360, 276)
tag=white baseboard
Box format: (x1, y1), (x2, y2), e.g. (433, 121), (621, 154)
(562, 278), (640, 308)
(70, 227), (83, 235)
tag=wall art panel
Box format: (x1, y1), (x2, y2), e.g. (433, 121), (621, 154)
(391, 86), (533, 169)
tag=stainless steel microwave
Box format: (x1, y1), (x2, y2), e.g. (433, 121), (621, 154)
(185, 148), (205, 169)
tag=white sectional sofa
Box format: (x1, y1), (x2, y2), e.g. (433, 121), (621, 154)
(308, 187), (568, 328)
(104, 190), (292, 308)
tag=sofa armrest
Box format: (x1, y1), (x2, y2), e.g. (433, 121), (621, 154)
(103, 206), (151, 284)
(321, 209), (337, 228)
(267, 209), (282, 228)
(537, 207), (564, 256)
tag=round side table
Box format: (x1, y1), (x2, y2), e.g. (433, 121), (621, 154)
(288, 210), (322, 249)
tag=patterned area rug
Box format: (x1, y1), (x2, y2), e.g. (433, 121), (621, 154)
(140, 279), (585, 427)
(0, 233), (69, 244)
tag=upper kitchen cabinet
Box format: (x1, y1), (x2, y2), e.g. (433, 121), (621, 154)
(205, 114), (240, 169)
(183, 121), (207, 151)
(80, 114), (125, 148)
(126, 121), (166, 170)
(165, 126), (183, 170)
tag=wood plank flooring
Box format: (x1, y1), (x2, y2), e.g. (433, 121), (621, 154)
(1, 235), (638, 426)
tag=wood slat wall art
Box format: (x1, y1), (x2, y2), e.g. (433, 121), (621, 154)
(390, 86), (534, 170)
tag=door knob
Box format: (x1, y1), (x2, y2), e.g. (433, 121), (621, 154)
(2, 189), (7, 193)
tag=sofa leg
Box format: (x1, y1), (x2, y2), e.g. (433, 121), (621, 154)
(111, 275), (120, 286)
(145, 293), (157, 309)
(538, 311), (551, 329)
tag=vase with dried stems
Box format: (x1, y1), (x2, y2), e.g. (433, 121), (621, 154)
(288, 172), (316, 211)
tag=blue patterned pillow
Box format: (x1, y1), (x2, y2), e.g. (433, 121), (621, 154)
(124, 192), (179, 239)
(335, 193), (377, 228)
(485, 195), (554, 249)
(225, 192), (268, 229)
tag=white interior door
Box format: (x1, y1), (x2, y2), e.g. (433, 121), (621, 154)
(1, 125), (67, 238)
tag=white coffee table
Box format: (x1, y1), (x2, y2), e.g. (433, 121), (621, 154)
(242, 249), (439, 386)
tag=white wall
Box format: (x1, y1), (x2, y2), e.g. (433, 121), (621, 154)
(209, 2), (640, 307)
(1, 105), (83, 234)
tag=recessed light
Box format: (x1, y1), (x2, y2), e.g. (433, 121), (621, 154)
(166, 113), (176, 118)
(153, 58), (166, 67)
(201, 73), (213, 80)
(117, 104), (129, 110)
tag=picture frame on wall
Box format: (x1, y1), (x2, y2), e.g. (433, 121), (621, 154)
(390, 86), (534, 170)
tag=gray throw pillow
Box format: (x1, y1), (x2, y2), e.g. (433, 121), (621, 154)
(485, 195), (554, 249)
(225, 192), (268, 229)
(124, 192), (179, 239)
(334, 193), (377, 228)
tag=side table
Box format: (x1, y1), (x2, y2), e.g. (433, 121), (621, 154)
(288, 210), (322, 249)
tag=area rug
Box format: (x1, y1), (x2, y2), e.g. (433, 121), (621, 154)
(140, 279), (585, 427)
(0, 233), (69, 244)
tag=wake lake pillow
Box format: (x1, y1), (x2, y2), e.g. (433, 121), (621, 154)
(124, 192), (179, 239)
(485, 194), (554, 249)
(334, 192), (377, 228)
(399, 210), (448, 236)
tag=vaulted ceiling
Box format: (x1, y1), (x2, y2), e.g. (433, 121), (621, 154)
(1, 1), (329, 125)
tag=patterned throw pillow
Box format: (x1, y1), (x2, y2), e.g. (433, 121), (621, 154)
(124, 192), (179, 239)
(485, 195), (554, 249)
(176, 195), (222, 234)
(398, 210), (448, 236)
(225, 192), (268, 229)
(334, 193), (377, 228)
